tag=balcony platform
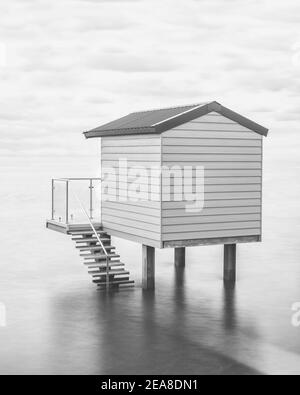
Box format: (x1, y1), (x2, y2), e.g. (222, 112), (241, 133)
(46, 220), (102, 235)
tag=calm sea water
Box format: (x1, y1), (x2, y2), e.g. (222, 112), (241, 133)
(0, 131), (300, 375)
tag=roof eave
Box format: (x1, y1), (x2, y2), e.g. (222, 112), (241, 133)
(84, 126), (156, 139)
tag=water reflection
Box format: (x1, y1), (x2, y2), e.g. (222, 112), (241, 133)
(223, 283), (237, 331)
(40, 262), (263, 375)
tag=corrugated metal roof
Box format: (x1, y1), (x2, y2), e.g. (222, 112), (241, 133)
(90, 103), (206, 132)
(84, 101), (269, 138)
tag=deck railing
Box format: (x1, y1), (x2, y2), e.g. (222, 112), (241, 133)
(51, 178), (102, 224)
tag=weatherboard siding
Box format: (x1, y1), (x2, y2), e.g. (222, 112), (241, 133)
(100, 112), (263, 247)
(101, 135), (162, 248)
(161, 112), (262, 243)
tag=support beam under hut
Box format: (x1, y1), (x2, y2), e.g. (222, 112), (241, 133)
(174, 247), (186, 267)
(224, 244), (237, 283)
(142, 245), (155, 290)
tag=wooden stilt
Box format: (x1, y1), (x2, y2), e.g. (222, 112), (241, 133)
(224, 244), (236, 283)
(142, 245), (155, 290)
(175, 247), (185, 267)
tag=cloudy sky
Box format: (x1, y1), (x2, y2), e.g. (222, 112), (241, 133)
(0, 0), (299, 157)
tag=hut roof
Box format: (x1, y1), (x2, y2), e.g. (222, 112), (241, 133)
(84, 101), (269, 139)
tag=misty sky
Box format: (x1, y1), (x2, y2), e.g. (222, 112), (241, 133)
(0, 0), (299, 157)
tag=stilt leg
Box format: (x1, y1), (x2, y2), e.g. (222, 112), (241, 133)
(224, 244), (236, 283)
(142, 245), (155, 290)
(175, 247), (185, 267)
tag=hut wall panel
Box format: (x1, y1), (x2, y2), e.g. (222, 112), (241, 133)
(163, 131), (260, 139)
(162, 169), (262, 177)
(163, 154), (261, 162)
(163, 146), (262, 154)
(163, 138), (262, 147)
(102, 201), (161, 217)
(101, 135), (162, 247)
(162, 184), (261, 193)
(163, 199), (261, 209)
(103, 188), (261, 201)
(163, 206), (261, 217)
(163, 214), (261, 225)
(102, 153), (160, 162)
(103, 161), (261, 169)
(163, 221), (261, 233)
(162, 177), (261, 185)
(161, 116), (263, 242)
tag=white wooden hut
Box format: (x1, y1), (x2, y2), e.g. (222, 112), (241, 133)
(47, 101), (268, 289)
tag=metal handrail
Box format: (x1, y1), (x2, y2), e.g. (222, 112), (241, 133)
(71, 191), (108, 257)
(72, 190), (110, 289)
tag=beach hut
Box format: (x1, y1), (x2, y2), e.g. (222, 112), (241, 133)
(47, 101), (268, 289)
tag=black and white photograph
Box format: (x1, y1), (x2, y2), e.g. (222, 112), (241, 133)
(0, 0), (300, 379)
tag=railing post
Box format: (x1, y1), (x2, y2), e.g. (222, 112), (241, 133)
(51, 179), (55, 220)
(65, 180), (69, 224)
(89, 179), (93, 220)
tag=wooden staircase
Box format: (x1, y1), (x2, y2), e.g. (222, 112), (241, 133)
(70, 228), (134, 290)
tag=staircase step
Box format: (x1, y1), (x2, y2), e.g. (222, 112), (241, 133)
(90, 270), (130, 277)
(85, 261), (121, 267)
(83, 257), (121, 262)
(84, 260), (121, 266)
(96, 280), (135, 287)
(84, 256), (120, 262)
(73, 237), (111, 243)
(88, 268), (127, 274)
(84, 262), (125, 268)
(80, 253), (120, 259)
(93, 277), (130, 284)
(70, 230), (107, 236)
(82, 257), (120, 263)
(77, 245), (115, 251)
